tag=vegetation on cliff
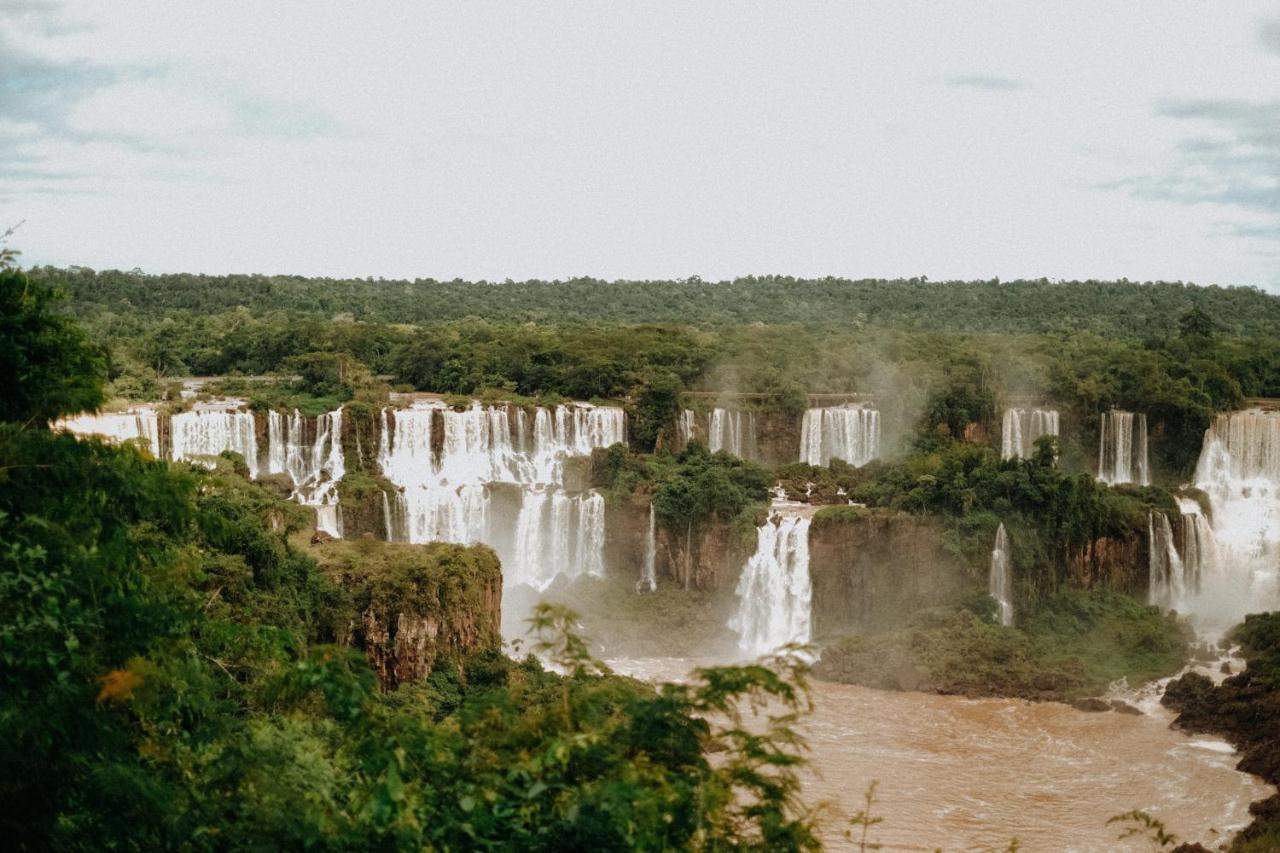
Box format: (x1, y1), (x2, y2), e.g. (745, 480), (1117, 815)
(814, 590), (1189, 702)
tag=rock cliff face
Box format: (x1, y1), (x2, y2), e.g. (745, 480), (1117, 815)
(808, 511), (971, 636)
(1062, 533), (1146, 596)
(603, 497), (756, 591)
(316, 540), (503, 691)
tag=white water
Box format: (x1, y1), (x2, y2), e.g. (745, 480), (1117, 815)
(1001, 408), (1059, 460)
(708, 408), (758, 460)
(171, 409), (259, 478)
(1148, 511), (1188, 612)
(799, 405), (880, 467)
(728, 513), (812, 657)
(53, 409), (161, 457)
(675, 409), (696, 450)
(1098, 410), (1149, 486)
(1191, 409), (1280, 624)
(638, 504), (657, 592)
(268, 409), (345, 538)
(989, 523), (1014, 626)
(378, 401), (622, 589)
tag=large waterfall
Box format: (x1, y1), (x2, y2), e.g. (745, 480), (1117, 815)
(799, 405), (880, 467)
(989, 523), (1013, 626)
(1148, 512), (1188, 612)
(1190, 409), (1280, 623)
(268, 409), (345, 538)
(378, 401), (624, 591)
(54, 409), (161, 457)
(1097, 410), (1149, 486)
(728, 513), (812, 658)
(674, 409), (696, 450)
(1001, 408), (1059, 460)
(708, 408), (759, 460)
(171, 409), (260, 478)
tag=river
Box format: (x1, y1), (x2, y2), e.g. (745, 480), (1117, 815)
(609, 657), (1272, 852)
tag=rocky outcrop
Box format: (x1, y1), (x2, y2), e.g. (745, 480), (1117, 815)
(317, 540), (503, 691)
(657, 518), (756, 591)
(336, 473), (396, 539)
(1062, 533), (1145, 596)
(808, 510), (971, 636)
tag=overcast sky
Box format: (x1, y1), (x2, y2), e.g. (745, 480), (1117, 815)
(2, 2), (1278, 289)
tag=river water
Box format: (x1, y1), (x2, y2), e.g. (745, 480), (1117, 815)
(609, 658), (1272, 852)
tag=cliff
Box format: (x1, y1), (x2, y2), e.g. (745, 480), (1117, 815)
(314, 539), (503, 691)
(808, 509), (971, 636)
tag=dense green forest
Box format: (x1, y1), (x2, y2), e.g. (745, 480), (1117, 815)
(33, 266), (1280, 337)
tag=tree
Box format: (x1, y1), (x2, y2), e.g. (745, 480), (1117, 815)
(0, 266), (106, 424)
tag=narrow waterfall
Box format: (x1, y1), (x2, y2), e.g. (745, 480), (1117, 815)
(171, 410), (259, 478)
(1097, 410), (1149, 486)
(728, 514), (812, 658)
(378, 401), (623, 589)
(268, 409), (346, 538)
(1001, 408), (1059, 460)
(1191, 409), (1280, 623)
(1176, 497), (1217, 600)
(1148, 512), (1187, 611)
(799, 405), (880, 467)
(708, 408), (758, 460)
(54, 409), (162, 457)
(674, 409), (696, 449)
(638, 504), (657, 592)
(989, 523), (1014, 626)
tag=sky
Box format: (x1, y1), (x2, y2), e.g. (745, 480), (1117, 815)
(1, 2), (1278, 289)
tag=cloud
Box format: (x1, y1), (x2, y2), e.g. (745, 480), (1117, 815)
(1108, 98), (1280, 217)
(944, 75), (1025, 92)
(1261, 19), (1280, 55)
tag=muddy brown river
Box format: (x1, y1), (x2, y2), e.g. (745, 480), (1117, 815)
(610, 658), (1273, 852)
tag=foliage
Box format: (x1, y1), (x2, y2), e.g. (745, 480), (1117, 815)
(813, 590), (1189, 702)
(649, 443), (772, 533)
(0, 267), (106, 424)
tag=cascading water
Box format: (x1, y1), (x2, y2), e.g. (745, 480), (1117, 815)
(1001, 408), (1059, 460)
(378, 401), (623, 590)
(638, 504), (657, 592)
(1148, 512), (1188, 612)
(1190, 409), (1280, 623)
(54, 409), (162, 457)
(674, 409), (696, 449)
(728, 513), (812, 658)
(707, 408), (758, 460)
(171, 409), (259, 478)
(799, 405), (880, 467)
(989, 523), (1014, 626)
(1097, 410), (1149, 486)
(268, 409), (345, 538)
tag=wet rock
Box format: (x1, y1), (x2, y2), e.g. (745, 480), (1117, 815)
(1220, 661), (1233, 675)
(1070, 697), (1111, 713)
(1109, 700), (1143, 715)
(311, 530), (337, 545)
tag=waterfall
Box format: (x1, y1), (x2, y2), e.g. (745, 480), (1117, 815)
(1148, 512), (1187, 612)
(708, 408), (758, 460)
(506, 490), (606, 591)
(1190, 409), (1280, 623)
(1001, 408), (1059, 460)
(728, 514), (812, 657)
(268, 409), (346, 537)
(171, 410), (259, 478)
(53, 409), (161, 457)
(1176, 497), (1217, 600)
(638, 504), (657, 592)
(799, 405), (880, 467)
(1097, 410), (1149, 486)
(674, 409), (696, 449)
(378, 401), (622, 589)
(989, 523), (1014, 626)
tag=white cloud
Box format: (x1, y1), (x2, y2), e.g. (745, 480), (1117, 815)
(0, 0), (1278, 291)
